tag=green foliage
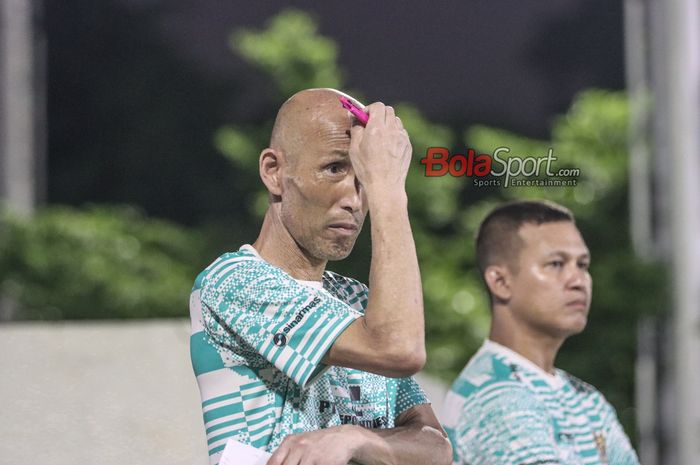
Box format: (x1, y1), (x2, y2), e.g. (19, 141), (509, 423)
(233, 9), (343, 98)
(0, 206), (203, 319)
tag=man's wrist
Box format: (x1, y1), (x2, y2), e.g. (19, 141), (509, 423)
(344, 424), (391, 465)
(366, 190), (408, 214)
(342, 424), (368, 455)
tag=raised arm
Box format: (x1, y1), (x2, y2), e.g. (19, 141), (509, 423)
(322, 102), (425, 378)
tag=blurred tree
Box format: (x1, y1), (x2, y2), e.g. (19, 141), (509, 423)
(0, 206), (204, 319)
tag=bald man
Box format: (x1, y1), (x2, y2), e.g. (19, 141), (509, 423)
(189, 89), (451, 465)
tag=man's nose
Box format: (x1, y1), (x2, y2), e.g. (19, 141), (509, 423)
(339, 174), (363, 213)
(566, 264), (589, 289)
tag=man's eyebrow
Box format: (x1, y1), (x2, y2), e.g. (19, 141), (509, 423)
(544, 250), (590, 259)
(320, 150), (349, 160)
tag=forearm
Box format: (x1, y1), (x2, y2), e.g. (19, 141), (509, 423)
(363, 192), (425, 366)
(349, 423), (452, 465)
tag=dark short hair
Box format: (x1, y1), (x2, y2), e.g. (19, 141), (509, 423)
(475, 200), (574, 276)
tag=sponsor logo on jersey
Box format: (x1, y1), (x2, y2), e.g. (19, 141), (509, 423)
(282, 296), (322, 334)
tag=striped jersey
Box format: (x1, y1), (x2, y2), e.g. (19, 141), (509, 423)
(189, 245), (428, 465)
(442, 340), (639, 465)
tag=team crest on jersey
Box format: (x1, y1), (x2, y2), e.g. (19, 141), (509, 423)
(593, 431), (608, 463)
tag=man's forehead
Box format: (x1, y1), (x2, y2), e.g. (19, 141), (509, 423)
(295, 115), (352, 158)
(518, 221), (589, 256)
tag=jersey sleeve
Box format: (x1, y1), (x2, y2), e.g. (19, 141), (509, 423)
(392, 377), (430, 420)
(453, 383), (563, 465)
(199, 253), (361, 388)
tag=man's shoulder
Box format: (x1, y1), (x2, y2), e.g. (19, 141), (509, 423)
(205, 247), (265, 276)
(194, 246), (283, 293)
(449, 347), (532, 401)
(557, 368), (612, 409)
(442, 350), (542, 436)
(559, 369), (598, 394)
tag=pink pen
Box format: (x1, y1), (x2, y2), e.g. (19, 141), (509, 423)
(339, 96), (369, 126)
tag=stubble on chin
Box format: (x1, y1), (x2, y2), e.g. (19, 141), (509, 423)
(322, 238), (357, 261)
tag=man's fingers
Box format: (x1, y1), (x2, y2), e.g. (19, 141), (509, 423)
(384, 105), (395, 123)
(282, 444), (304, 465)
(365, 102), (386, 126)
(349, 125), (364, 152)
(267, 441), (290, 465)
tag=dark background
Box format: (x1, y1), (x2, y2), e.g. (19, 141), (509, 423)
(45, 0), (624, 225)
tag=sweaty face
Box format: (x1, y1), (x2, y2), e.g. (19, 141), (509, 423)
(279, 117), (368, 261)
(506, 221), (592, 339)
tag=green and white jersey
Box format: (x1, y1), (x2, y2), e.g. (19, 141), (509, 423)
(442, 340), (640, 465)
(190, 245), (428, 465)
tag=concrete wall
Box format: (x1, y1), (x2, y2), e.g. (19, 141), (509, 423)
(0, 320), (447, 465)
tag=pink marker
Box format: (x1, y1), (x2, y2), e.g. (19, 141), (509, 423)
(339, 96), (369, 126)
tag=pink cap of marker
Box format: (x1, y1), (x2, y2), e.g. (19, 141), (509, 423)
(339, 96), (369, 126)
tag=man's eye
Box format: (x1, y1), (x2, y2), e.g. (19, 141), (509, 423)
(578, 261), (590, 270)
(548, 260), (564, 268)
(325, 163), (345, 175)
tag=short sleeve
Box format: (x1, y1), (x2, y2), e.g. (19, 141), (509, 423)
(392, 377), (429, 420)
(454, 383), (562, 465)
(200, 252), (361, 388)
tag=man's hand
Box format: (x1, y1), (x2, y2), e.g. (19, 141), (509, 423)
(267, 405), (452, 465)
(266, 426), (359, 465)
(323, 101), (425, 378)
(349, 102), (412, 199)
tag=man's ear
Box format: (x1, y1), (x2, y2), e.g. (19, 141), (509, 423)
(259, 148), (284, 197)
(484, 264), (512, 303)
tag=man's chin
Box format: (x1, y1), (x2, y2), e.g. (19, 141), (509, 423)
(563, 319), (588, 337)
(322, 239), (357, 261)
(324, 247), (354, 261)
(326, 253), (351, 261)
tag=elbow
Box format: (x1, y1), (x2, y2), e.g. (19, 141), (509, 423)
(439, 434), (453, 465)
(383, 345), (426, 377)
(420, 425), (453, 465)
(430, 426), (453, 465)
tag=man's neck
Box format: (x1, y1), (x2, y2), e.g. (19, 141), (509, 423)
(488, 318), (564, 374)
(252, 208), (327, 281)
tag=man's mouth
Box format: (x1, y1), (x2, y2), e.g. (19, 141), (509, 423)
(566, 298), (588, 310)
(328, 222), (359, 235)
